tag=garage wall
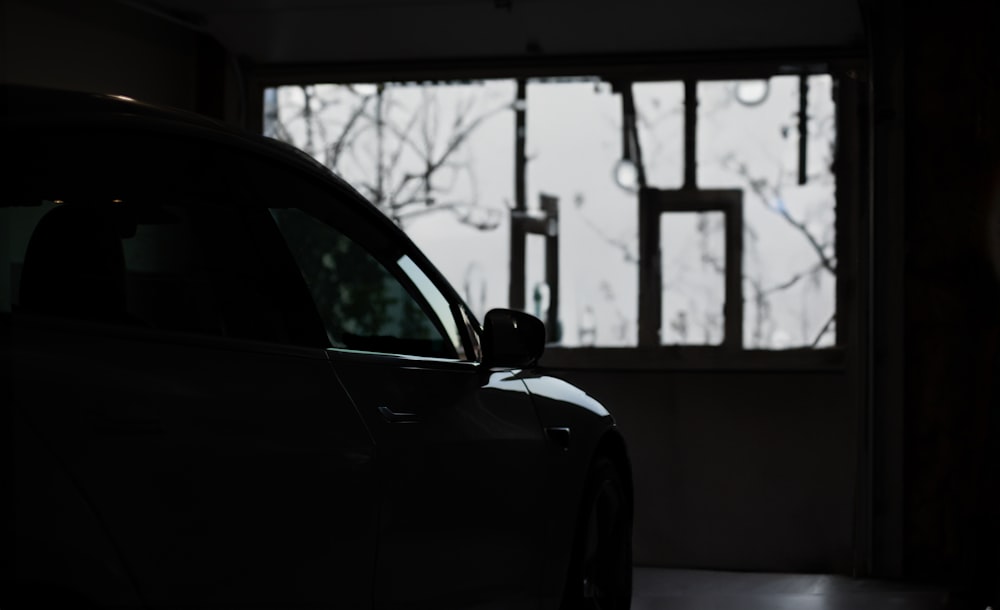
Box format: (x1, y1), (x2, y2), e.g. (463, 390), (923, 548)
(551, 367), (856, 573)
(899, 0), (1000, 599)
(1, 0), (227, 118)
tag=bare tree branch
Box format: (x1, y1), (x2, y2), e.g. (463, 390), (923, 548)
(327, 94), (372, 169)
(723, 156), (836, 274)
(760, 261), (826, 296)
(810, 313), (836, 347)
(578, 211), (638, 263)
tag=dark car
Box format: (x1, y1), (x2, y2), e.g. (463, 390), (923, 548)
(2, 85), (632, 610)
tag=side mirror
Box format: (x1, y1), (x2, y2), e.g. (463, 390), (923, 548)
(481, 309), (545, 368)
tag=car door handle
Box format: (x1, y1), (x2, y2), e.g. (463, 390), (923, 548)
(377, 405), (420, 424)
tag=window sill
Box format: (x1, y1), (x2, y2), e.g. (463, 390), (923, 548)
(538, 345), (847, 372)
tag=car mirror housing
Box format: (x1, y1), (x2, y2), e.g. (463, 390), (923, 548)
(481, 309), (546, 368)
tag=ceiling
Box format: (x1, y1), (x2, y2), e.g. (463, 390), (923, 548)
(122, 0), (867, 69)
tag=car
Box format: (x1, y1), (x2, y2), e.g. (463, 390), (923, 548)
(2, 84), (633, 610)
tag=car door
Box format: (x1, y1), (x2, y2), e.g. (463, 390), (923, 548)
(270, 202), (550, 609)
(6, 126), (379, 608)
(12, 315), (378, 609)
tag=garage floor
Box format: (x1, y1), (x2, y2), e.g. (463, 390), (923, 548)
(633, 568), (950, 610)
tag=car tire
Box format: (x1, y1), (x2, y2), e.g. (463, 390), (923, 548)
(561, 455), (632, 610)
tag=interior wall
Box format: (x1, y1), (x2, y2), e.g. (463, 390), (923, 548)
(899, 0), (1000, 604)
(0, 0), (227, 118)
(868, 0), (907, 581)
(553, 368), (856, 573)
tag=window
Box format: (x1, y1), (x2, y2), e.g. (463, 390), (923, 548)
(270, 207), (463, 359)
(3, 128), (317, 346)
(694, 77), (837, 348)
(523, 80), (637, 346)
(5, 197), (298, 342)
(264, 71), (841, 353)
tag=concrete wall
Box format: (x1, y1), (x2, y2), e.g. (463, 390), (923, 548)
(552, 367), (856, 573)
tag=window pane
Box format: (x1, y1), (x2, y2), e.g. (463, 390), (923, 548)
(698, 75), (836, 348)
(634, 81), (685, 189)
(660, 212), (726, 345)
(526, 79), (638, 347)
(121, 205), (224, 336)
(6, 199), (295, 341)
(271, 207), (458, 359)
(525, 232), (548, 320)
(5, 128), (296, 343)
(396, 254), (462, 353)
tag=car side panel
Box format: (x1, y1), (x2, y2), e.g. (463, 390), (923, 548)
(12, 410), (143, 607)
(331, 352), (548, 609)
(9, 319), (378, 608)
(518, 374), (621, 610)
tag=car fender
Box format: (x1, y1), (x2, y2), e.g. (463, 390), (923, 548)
(516, 372), (627, 609)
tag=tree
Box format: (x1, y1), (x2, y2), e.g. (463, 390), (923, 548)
(265, 83), (510, 230)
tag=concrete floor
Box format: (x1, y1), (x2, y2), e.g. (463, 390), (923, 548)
(633, 568), (950, 610)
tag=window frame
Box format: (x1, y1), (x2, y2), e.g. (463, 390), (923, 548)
(247, 57), (865, 370)
(638, 188), (743, 350)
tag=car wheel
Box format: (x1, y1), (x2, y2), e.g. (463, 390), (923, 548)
(562, 455), (632, 610)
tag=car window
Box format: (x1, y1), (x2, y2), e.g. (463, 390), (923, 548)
(270, 207), (464, 359)
(395, 254), (464, 351)
(4, 198), (296, 342)
(3, 127), (322, 346)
